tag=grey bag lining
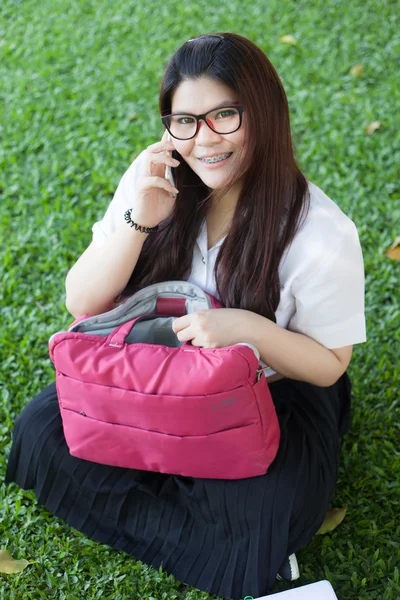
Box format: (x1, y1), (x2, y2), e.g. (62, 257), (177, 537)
(77, 315), (184, 348)
(68, 281), (211, 339)
(127, 316), (183, 347)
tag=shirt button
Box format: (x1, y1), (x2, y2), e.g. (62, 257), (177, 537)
(202, 257), (206, 264)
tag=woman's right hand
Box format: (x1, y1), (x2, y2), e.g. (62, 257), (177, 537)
(132, 130), (180, 228)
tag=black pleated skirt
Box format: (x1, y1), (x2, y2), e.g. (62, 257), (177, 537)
(5, 373), (351, 600)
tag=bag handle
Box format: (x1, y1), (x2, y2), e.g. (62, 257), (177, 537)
(156, 295), (224, 316)
(156, 297), (186, 317)
(106, 315), (193, 348)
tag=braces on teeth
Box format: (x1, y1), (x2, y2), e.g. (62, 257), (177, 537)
(200, 153), (231, 163)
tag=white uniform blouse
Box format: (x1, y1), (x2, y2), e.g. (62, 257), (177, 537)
(91, 150), (367, 377)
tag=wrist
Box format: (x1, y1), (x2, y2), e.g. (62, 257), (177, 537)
(233, 309), (262, 346)
(124, 209), (159, 234)
(244, 311), (273, 346)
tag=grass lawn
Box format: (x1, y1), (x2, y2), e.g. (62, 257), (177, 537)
(0, 0), (399, 598)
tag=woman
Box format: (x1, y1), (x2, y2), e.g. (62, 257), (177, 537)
(5, 33), (366, 599)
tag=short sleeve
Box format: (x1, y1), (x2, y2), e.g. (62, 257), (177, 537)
(288, 221), (367, 348)
(91, 150), (147, 248)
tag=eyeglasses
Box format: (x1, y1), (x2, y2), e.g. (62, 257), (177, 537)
(161, 105), (244, 141)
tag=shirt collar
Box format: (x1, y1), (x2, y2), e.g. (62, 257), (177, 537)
(196, 218), (227, 255)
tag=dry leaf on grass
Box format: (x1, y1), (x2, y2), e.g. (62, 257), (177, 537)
(316, 507), (347, 534)
(365, 121), (381, 135)
(0, 549), (31, 574)
(350, 64), (363, 77)
(386, 237), (400, 261)
(280, 35), (297, 45)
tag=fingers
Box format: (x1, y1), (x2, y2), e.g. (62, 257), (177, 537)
(176, 327), (192, 343)
(142, 133), (180, 187)
(147, 154), (180, 172)
(142, 175), (179, 195)
(147, 136), (176, 154)
(146, 140), (179, 167)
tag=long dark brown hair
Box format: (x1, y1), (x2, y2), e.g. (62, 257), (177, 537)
(117, 32), (310, 322)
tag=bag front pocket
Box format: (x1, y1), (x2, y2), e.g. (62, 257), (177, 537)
(57, 374), (270, 479)
(56, 372), (259, 437)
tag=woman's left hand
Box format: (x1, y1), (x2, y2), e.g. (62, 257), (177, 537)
(171, 308), (255, 348)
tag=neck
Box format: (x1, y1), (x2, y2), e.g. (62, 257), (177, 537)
(209, 178), (243, 217)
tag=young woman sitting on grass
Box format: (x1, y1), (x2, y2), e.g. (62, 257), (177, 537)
(6, 32), (366, 600)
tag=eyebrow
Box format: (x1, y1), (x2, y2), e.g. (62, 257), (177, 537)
(171, 100), (239, 114)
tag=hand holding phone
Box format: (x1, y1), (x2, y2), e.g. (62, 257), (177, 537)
(130, 132), (179, 229)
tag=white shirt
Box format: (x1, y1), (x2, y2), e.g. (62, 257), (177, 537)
(92, 151), (367, 377)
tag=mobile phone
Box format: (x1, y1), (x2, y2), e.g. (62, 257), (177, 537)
(164, 132), (176, 190)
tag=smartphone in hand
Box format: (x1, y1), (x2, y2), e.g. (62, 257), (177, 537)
(164, 132), (176, 192)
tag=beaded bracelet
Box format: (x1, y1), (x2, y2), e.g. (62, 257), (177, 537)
(124, 209), (159, 234)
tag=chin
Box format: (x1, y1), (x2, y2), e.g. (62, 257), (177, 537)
(195, 172), (230, 188)
(205, 177), (241, 191)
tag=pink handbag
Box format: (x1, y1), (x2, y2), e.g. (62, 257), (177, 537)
(49, 281), (280, 479)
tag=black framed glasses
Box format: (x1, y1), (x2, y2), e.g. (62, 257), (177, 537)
(161, 105), (244, 140)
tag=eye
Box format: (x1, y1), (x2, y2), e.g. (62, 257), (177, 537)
(177, 116), (195, 125)
(216, 109), (236, 119)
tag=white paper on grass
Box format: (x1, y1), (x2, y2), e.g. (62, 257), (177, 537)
(246, 579), (339, 600)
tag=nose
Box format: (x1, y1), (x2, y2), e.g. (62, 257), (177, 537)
(195, 119), (223, 145)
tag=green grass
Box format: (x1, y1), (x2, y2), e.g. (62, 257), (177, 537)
(0, 0), (399, 598)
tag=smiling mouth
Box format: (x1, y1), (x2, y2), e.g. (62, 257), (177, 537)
(198, 152), (233, 164)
